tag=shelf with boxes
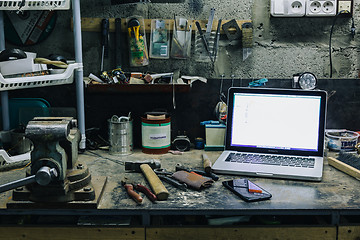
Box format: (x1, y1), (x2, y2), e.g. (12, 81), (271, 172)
(0, 62), (82, 91)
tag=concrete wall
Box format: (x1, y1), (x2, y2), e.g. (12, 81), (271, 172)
(6, 0), (359, 79)
(4, 0), (360, 145)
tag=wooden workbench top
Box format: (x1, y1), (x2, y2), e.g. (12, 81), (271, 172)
(0, 150), (358, 214)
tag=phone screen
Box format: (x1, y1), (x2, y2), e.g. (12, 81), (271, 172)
(222, 179), (272, 202)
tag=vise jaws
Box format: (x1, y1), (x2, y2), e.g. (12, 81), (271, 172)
(1, 117), (96, 203)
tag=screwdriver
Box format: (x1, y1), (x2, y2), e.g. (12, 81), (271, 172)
(100, 18), (109, 72)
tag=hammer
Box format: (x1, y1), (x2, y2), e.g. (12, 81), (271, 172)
(140, 164), (169, 201)
(125, 159), (161, 172)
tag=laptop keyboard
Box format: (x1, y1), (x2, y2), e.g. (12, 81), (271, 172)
(225, 153), (315, 168)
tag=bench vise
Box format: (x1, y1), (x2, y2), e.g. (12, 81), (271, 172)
(1, 117), (96, 203)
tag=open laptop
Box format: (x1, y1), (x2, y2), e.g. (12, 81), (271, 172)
(212, 87), (327, 181)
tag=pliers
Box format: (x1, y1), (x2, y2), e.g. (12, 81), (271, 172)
(154, 168), (187, 191)
(121, 177), (157, 203)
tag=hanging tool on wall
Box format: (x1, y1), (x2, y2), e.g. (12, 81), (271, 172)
(205, 8), (216, 38)
(222, 19), (241, 41)
(242, 22), (253, 61)
(127, 17), (149, 66)
(212, 18), (222, 62)
(195, 21), (214, 63)
(100, 18), (109, 72)
(115, 18), (123, 69)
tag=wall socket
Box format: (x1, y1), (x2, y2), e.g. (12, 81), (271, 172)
(271, 0), (352, 17)
(337, 0), (353, 15)
(271, 0), (306, 17)
(306, 0), (337, 16)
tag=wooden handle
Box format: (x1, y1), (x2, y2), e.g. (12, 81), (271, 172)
(140, 164), (169, 200)
(202, 153), (212, 174)
(328, 157), (360, 180)
(124, 184), (143, 203)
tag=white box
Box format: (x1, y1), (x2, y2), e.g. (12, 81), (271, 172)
(0, 52), (47, 76)
(205, 123), (226, 146)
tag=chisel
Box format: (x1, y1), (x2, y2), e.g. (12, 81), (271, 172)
(100, 18), (109, 72)
(115, 18), (123, 69)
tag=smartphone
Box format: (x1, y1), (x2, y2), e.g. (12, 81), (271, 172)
(222, 178), (272, 202)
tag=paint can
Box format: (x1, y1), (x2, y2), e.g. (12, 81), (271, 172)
(108, 115), (133, 155)
(141, 114), (171, 154)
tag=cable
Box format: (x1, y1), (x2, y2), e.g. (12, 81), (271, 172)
(329, 10), (355, 78)
(34, 58), (68, 69)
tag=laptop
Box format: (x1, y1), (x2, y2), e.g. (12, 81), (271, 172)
(212, 87), (327, 181)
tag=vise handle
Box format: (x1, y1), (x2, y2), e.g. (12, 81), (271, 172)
(0, 166), (57, 193)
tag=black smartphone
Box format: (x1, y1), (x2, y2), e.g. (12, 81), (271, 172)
(222, 178), (272, 202)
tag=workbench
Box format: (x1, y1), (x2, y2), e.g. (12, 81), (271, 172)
(0, 149), (359, 240)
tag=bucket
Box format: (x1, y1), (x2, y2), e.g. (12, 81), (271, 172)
(141, 116), (171, 154)
(108, 116), (133, 155)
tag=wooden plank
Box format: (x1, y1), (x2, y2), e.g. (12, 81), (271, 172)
(146, 227), (336, 240)
(338, 226), (360, 240)
(86, 83), (191, 93)
(0, 227), (145, 240)
(328, 157), (360, 180)
(74, 18), (251, 34)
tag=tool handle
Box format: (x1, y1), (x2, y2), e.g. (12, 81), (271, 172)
(135, 184), (157, 202)
(202, 153), (212, 174)
(158, 175), (187, 191)
(115, 18), (123, 69)
(124, 184), (143, 204)
(140, 164), (169, 200)
(101, 19), (110, 57)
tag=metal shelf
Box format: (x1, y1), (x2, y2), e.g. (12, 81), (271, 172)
(0, 0), (70, 11)
(0, 0), (87, 150)
(0, 63), (82, 91)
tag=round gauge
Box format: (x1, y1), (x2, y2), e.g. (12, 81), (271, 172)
(298, 72), (317, 90)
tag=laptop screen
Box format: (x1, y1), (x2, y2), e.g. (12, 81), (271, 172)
(226, 88), (327, 156)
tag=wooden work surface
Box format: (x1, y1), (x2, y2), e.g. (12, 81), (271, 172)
(0, 150), (358, 222)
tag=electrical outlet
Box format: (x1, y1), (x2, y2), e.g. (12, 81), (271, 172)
(306, 0), (337, 16)
(271, 0), (306, 17)
(338, 0), (352, 14)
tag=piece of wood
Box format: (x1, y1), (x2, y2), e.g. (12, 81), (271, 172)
(338, 226), (360, 240)
(328, 157), (360, 180)
(140, 164), (169, 200)
(146, 227), (336, 240)
(85, 82), (191, 93)
(72, 18), (251, 34)
(0, 227), (144, 240)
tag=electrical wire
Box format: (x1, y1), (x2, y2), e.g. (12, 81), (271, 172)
(329, 10), (355, 78)
(34, 58), (68, 69)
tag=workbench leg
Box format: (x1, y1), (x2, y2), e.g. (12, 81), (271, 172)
(331, 211), (340, 225)
(142, 212), (151, 226)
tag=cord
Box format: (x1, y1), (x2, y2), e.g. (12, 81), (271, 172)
(34, 58), (68, 69)
(329, 10), (355, 78)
